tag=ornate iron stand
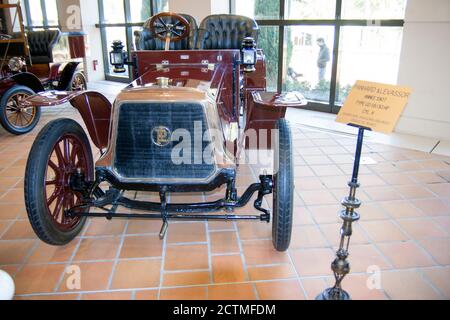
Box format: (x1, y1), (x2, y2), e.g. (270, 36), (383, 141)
(316, 125), (369, 300)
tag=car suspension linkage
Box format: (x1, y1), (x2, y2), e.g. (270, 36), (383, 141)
(67, 175), (274, 239)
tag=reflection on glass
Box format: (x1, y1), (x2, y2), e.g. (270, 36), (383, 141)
(129, 0), (152, 23)
(105, 27), (128, 77)
(154, 0), (169, 13)
(336, 26), (403, 104)
(342, 0), (407, 19)
(285, 0), (336, 19)
(0, 6), (22, 36)
(283, 26), (334, 102)
(28, 0), (44, 26)
(102, 0), (125, 24)
(132, 26), (142, 50)
(45, 0), (59, 26)
(235, 0), (279, 20)
(258, 26), (279, 91)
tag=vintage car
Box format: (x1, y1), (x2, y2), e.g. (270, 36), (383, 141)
(0, 3), (87, 135)
(23, 13), (307, 251)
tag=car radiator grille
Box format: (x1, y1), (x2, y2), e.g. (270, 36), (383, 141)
(114, 102), (216, 180)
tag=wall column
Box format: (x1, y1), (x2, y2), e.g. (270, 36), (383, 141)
(57, 0), (105, 82)
(396, 0), (450, 140)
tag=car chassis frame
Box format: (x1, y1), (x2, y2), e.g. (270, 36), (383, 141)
(68, 168), (273, 238)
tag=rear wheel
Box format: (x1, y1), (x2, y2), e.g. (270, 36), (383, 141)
(25, 118), (93, 245)
(0, 85), (41, 135)
(272, 119), (294, 252)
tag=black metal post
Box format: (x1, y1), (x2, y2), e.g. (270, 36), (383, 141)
(316, 126), (366, 300)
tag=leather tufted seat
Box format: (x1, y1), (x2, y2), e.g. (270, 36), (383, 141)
(135, 14), (198, 51)
(197, 14), (259, 50)
(26, 29), (61, 64)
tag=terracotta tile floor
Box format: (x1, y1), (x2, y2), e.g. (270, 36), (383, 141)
(0, 82), (449, 300)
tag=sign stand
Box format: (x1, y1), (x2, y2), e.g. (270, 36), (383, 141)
(316, 124), (370, 300)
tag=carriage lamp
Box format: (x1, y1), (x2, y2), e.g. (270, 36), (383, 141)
(109, 40), (127, 73)
(8, 57), (25, 72)
(241, 37), (257, 73)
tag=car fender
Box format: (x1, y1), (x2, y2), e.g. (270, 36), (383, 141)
(0, 78), (17, 97)
(23, 90), (112, 150)
(10, 72), (45, 93)
(57, 62), (81, 90)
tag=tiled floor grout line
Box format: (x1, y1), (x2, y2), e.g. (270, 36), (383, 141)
(157, 193), (169, 300)
(14, 265), (450, 298)
(54, 236), (83, 293)
(351, 218), (393, 300)
(286, 248), (309, 299)
(240, 165), (259, 300)
(389, 218), (442, 267)
(13, 239), (39, 276)
(0, 219), (15, 239)
(415, 267), (446, 299)
(204, 185), (213, 290)
(106, 221), (129, 291)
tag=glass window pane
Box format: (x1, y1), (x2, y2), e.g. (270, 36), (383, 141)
(235, 0), (280, 20)
(104, 27), (129, 77)
(102, 0), (125, 24)
(258, 26), (279, 91)
(335, 26), (404, 104)
(285, 0), (336, 19)
(129, 0), (151, 23)
(28, 0), (44, 26)
(45, 0), (59, 26)
(1, 6), (23, 35)
(283, 26), (334, 103)
(342, 0), (407, 19)
(153, 0), (169, 13)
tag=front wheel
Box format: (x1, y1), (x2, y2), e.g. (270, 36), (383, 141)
(0, 85), (41, 135)
(272, 119), (294, 252)
(71, 72), (87, 91)
(25, 118), (93, 245)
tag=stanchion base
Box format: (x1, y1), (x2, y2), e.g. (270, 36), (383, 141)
(316, 287), (351, 300)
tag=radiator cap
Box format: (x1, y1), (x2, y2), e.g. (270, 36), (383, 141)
(156, 77), (170, 88)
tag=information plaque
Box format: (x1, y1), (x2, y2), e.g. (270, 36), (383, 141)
(336, 80), (412, 133)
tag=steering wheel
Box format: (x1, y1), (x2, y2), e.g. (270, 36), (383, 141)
(146, 12), (190, 50)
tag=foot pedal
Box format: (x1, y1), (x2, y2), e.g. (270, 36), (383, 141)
(159, 221), (168, 240)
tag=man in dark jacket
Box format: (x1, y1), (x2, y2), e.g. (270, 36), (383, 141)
(317, 38), (330, 81)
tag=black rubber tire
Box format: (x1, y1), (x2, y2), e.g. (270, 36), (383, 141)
(0, 85), (41, 135)
(70, 72), (88, 91)
(24, 118), (93, 246)
(272, 118), (294, 252)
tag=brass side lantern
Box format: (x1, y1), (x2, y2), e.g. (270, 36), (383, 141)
(241, 37), (257, 73)
(109, 40), (127, 73)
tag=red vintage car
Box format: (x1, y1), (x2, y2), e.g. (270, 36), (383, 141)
(0, 3), (87, 135)
(23, 13), (306, 251)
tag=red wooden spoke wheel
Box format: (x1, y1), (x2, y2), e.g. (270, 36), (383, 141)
(0, 85), (41, 135)
(25, 119), (93, 245)
(44, 134), (88, 231)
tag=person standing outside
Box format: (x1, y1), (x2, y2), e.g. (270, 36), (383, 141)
(317, 37), (330, 82)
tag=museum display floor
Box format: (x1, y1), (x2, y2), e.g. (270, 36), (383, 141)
(0, 81), (448, 300)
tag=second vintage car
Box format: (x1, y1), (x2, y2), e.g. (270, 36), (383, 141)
(22, 12), (306, 251)
(0, 2), (87, 135)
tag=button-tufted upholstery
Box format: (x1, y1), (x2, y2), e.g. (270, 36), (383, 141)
(135, 14), (198, 51)
(197, 14), (259, 50)
(26, 29), (61, 64)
